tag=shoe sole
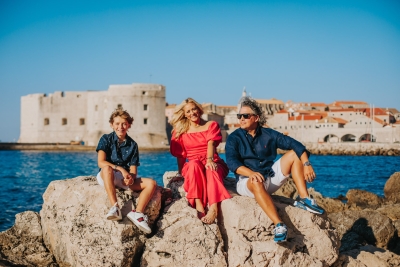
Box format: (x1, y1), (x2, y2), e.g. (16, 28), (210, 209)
(127, 214), (152, 234)
(274, 239), (287, 243)
(294, 201), (323, 215)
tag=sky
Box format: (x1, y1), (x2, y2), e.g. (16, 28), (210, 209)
(0, 0), (399, 142)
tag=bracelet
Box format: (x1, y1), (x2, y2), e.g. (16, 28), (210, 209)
(207, 157), (214, 161)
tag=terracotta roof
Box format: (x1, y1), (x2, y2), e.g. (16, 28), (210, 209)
(364, 108), (389, 116)
(308, 102), (327, 106)
(329, 108), (365, 112)
(331, 101), (369, 106)
(331, 117), (348, 124)
(387, 108), (400, 114)
(165, 104), (176, 108)
(217, 105), (237, 108)
(289, 115), (323, 121)
(277, 110), (289, 113)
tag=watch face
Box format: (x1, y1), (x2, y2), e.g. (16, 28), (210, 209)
(304, 161), (311, 166)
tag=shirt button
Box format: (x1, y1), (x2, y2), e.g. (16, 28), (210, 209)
(259, 161), (262, 164)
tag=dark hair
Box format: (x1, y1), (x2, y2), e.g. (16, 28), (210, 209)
(109, 109), (134, 124)
(239, 97), (267, 125)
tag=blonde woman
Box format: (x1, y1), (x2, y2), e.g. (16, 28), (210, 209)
(170, 98), (231, 224)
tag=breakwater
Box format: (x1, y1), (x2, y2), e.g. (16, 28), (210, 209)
(218, 142), (400, 156)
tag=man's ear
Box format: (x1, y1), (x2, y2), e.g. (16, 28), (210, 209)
(255, 115), (260, 122)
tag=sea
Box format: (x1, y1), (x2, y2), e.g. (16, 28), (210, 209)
(0, 150), (399, 232)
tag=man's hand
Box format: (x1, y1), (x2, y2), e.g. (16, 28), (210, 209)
(248, 171), (265, 183)
(304, 165), (316, 183)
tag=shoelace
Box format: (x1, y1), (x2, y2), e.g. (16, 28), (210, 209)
(273, 225), (287, 235)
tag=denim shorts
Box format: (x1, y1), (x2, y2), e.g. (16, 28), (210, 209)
(236, 158), (290, 198)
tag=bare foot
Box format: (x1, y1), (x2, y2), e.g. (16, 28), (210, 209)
(201, 208), (217, 224)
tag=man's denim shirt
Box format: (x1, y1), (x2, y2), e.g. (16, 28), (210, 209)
(225, 126), (309, 181)
(96, 132), (140, 171)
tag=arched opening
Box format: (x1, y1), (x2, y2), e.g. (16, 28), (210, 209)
(341, 134), (356, 142)
(359, 134), (376, 142)
(323, 134), (339, 143)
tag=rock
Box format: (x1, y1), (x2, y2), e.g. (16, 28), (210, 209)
(377, 204), (400, 221)
(328, 210), (395, 250)
(141, 198), (227, 267)
(40, 176), (162, 267)
(346, 189), (382, 210)
(218, 195), (340, 266)
(0, 211), (57, 267)
(332, 245), (400, 267)
(272, 177), (298, 198)
(163, 171), (186, 199)
(384, 172), (400, 203)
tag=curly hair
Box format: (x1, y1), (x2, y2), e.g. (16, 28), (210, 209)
(170, 98), (204, 138)
(109, 109), (134, 125)
(239, 97), (267, 126)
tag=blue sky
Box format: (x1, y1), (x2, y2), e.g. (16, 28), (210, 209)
(1, 0), (399, 142)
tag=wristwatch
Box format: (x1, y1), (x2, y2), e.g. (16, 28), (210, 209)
(303, 161), (311, 166)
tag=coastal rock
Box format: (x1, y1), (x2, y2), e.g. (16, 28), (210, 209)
(384, 172), (400, 203)
(163, 171), (186, 199)
(332, 245), (400, 267)
(346, 189), (382, 210)
(328, 210), (395, 251)
(218, 195), (340, 266)
(376, 204), (400, 221)
(141, 198), (227, 267)
(40, 176), (162, 267)
(0, 211), (56, 267)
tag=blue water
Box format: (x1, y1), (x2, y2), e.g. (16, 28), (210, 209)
(0, 150), (399, 232)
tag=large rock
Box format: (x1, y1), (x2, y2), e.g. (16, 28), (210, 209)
(219, 195), (340, 266)
(40, 176), (161, 267)
(346, 189), (382, 210)
(0, 211), (57, 267)
(328, 210), (395, 251)
(163, 171), (186, 199)
(333, 245), (400, 267)
(376, 204), (400, 221)
(384, 172), (400, 203)
(141, 198), (227, 267)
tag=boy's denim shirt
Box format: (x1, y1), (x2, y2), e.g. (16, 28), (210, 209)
(96, 132), (140, 171)
(225, 126), (309, 181)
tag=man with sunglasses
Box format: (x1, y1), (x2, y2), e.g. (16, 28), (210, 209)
(225, 97), (324, 243)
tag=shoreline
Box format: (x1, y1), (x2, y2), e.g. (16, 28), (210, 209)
(0, 142), (170, 152)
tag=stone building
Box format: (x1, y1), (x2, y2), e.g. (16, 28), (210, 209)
(19, 83), (168, 149)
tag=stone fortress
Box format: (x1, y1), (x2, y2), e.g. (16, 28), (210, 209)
(19, 83), (168, 149)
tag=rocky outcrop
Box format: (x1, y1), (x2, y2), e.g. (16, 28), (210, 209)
(40, 176), (162, 267)
(346, 189), (383, 210)
(142, 198), (227, 267)
(384, 172), (400, 203)
(0, 211), (57, 267)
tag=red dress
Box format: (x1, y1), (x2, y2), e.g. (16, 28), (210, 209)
(170, 121), (231, 208)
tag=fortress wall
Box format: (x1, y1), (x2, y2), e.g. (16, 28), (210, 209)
(19, 94), (42, 142)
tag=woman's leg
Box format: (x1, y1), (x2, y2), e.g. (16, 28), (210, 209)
(130, 178), (157, 213)
(101, 166), (118, 206)
(182, 160), (207, 213)
(202, 163), (231, 224)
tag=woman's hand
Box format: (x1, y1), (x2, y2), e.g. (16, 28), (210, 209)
(304, 165), (316, 183)
(205, 159), (218, 171)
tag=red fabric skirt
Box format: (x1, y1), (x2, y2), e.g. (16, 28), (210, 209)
(182, 158), (231, 208)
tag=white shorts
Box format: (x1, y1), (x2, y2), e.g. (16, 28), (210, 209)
(96, 170), (133, 190)
(236, 158), (290, 198)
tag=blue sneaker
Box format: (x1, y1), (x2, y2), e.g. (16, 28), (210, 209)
(294, 195), (325, 214)
(273, 222), (287, 243)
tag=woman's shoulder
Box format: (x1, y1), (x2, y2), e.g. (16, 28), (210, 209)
(205, 120), (218, 128)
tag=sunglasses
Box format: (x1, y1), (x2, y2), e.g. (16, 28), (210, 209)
(237, 113), (256, 119)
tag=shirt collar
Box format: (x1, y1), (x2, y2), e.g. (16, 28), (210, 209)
(239, 124), (262, 137)
(111, 132), (130, 146)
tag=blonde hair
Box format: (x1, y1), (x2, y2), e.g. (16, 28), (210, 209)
(109, 109), (134, 125)
(170, 98), (204, 138)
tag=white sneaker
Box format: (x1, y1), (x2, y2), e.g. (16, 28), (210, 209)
(106, 203), (122, 221)
(127, 210), (151, 234)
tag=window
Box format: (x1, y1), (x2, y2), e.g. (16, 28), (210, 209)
(44, 118), (49, 125)
(117, 104), (123, 109)
(144, 104), (148, 111)
(95, 105), (98, 111)
(62, 118), (67, 125)
(80, 118), (85, 125)
(144, 118), (148, 125)
(142, 91), (146, 95)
